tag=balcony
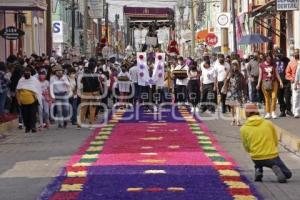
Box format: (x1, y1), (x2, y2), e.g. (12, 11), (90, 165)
(0, 0), (47, 11)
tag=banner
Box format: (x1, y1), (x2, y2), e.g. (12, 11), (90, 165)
(152, 53), (166, 87)
(137, 52), (150, 86)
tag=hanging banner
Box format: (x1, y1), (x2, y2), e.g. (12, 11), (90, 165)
(137, 52), (150, 86)
(276, 0), (299, 11)
(152, 53), (165, 87)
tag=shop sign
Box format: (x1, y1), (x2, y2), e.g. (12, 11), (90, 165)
(276, 0), (299, 11)
(216, 13), (231, 28)
(0, 26), (25, 40)
(205, 33), (218, 46)
(52, 21), (63, 43)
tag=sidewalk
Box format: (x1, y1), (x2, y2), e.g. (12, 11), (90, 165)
(202, 114), (300, 200)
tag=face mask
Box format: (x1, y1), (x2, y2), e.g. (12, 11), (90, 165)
(24, 73), (31, 79)
(70, 74), (76, 79)
(56, 71), (63, 78)
(39, 74), (46, 81)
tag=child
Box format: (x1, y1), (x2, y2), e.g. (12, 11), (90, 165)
(224, 60), (246, 126)
(200, 60), (217, 113)
(187, 61), (200, 112)
(38, 70), (51, 129)
(117, 66), (131, 107)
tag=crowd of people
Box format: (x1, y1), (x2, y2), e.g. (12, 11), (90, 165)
(0, 48), (300, 132)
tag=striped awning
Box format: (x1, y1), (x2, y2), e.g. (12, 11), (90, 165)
(0, 0), (47, 11)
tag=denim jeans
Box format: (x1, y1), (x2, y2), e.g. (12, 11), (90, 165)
(39, 98), (50, 126)
(0, 91), (7, 115)
(253, 156), (292, 179)
(54, 98), (70, 127)
(69, 97), (78, 124)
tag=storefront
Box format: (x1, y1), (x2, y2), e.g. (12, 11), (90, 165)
(0, 0), (47, 61)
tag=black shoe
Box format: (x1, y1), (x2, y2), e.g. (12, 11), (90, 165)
(254, 169), (263, 182)
(279, 112), (286, 117)
(32, 129), (37, 133)
(58, 124), (63, 128)
(272, 165), (287, 183)
(286, 110), (294, 117)
(25, 129), (30, 133)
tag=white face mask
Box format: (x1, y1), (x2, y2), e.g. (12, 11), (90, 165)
(70, 74), (76, 79)
(79, 65), (83, 69)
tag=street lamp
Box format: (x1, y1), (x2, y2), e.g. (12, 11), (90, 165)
(177, 0), (185, 56)
(188, 0), (195, 58)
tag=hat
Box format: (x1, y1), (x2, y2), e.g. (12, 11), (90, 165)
(244, 103), (259, 114)
(231, 60), (239, 65)
(52, 64), (63, 72)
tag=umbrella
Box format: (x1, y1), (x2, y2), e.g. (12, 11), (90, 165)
(238, 34), (270, 45)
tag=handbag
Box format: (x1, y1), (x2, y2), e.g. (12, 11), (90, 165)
(221, 83), (228, 94)
(262, 80), (273, 91)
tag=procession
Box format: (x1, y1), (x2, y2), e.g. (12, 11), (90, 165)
(0, 0), (300, 200)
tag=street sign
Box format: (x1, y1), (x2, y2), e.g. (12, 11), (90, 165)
(216, 13), (231, 28)
(205, 33), (218, 46)
(276, 0), (299, 11)
(52, 21), (63, 43)
(0, 26), (24, 40)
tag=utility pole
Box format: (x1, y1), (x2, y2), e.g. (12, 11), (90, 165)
(46, 0), (52, 56)
(115, 14), (120, 60)
(189, 0), (196, 58)
(71, 0), (76, 48)
(105, 3), (109, 39)
(231, 0), (237, 54)
(221, 0), (228, 54)
(83, 0), (88, 56)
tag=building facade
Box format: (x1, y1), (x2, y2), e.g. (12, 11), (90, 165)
(0, 0), (47, 61)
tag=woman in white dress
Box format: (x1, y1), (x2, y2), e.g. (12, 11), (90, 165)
(117, 66), (131, 106)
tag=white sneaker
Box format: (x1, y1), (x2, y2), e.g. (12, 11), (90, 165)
(191, 107), (195, 113)
(195, 107), (200, 113)
(265, 113), (271, 119)
(272, 112), (277, 119)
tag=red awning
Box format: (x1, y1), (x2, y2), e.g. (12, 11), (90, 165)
(124, 6), (174, 20)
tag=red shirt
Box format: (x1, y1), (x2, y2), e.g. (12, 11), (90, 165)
(260, 62), (276, 81)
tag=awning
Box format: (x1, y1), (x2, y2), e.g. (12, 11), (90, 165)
(251, 0), (275, 17)
(124, 6), (174, 20)
(0, 0), (47, 11)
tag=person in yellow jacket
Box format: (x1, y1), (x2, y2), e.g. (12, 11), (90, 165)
(240, 103), (292, 183)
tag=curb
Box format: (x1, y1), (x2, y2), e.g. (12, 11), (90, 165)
(275, 125), (300, 154)
(0, 119), (18, 135)
(238, 108), (300, 154)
